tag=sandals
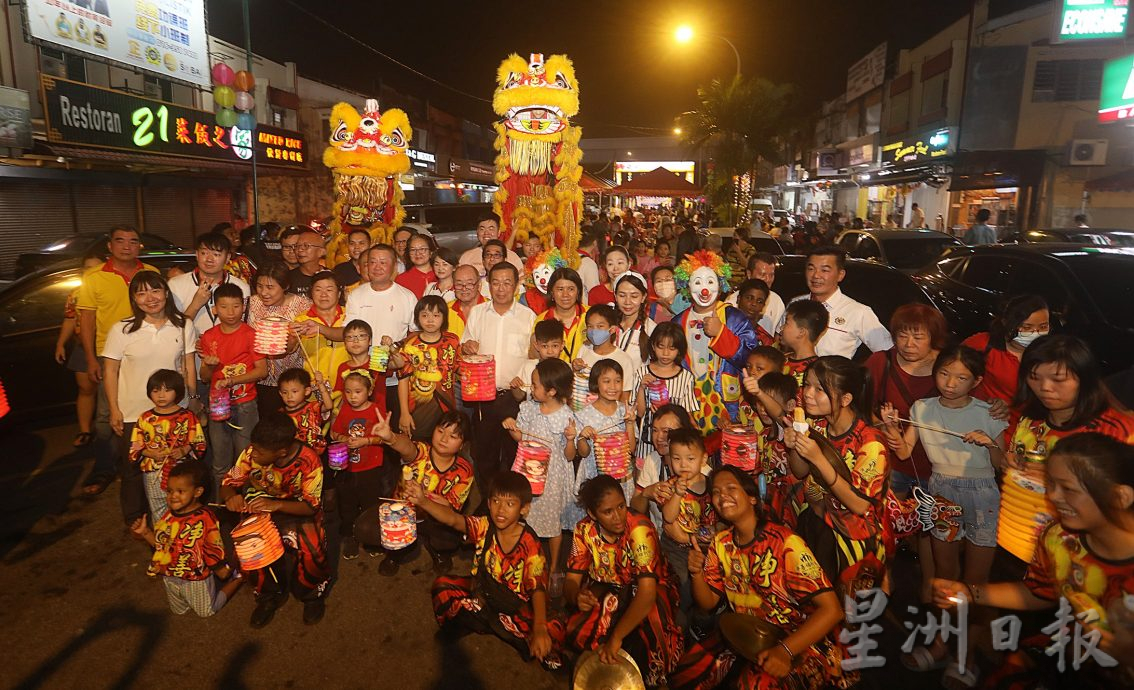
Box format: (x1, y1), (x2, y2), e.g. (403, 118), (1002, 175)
(81, 476), (112, 496)
(73, 432), (93, 447)
(901, 645), (948, 672)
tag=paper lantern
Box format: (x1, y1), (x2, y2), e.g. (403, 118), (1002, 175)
(233, 70), (255, 92)
(369, 345), (390, 372)
(0, 378), (9, 419)
(254, 317), (291, 355)
(594, 433), (632, 480)
(234, 90), (254, 112)
(645, 378), (669, 411)
(236, 112), (257, 132)
(327, 442), (349, 471)
(721, 425), (761, 473)
(208, 386), (231, 421)
(571, 370), (596, 412)
(211, 62), (235, 86)
(213, 85), (235, 109)
(379, 501), (417, 549)
(216, 108), (237, 128)
(231, 513), (284, 570)
(460, 355), (496, 401)
(997, 469), (1053, 562)
(512, 441), (550, 495)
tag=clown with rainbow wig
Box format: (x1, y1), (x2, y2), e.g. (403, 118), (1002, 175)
(519, 248), (568, 314)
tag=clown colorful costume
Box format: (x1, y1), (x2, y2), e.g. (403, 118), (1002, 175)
(519, 248), (568, 315)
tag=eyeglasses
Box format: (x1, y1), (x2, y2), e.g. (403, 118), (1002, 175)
(281, 244), (298, 252)
(409, 247), (431, 254)
(344, 335), (370, 343)
(454, 281), (478, 289)
(484, 252), (504, 260)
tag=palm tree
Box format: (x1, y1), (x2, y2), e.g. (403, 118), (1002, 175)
(677, 75), (794, 224)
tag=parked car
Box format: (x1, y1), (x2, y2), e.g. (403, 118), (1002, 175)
(773, 254), (937, 360)
(835, 228), (962, 272)
(0, 253), (196, 423)
(913, 244), (1134, 371)
(999, 227), (1134, 247)
(402, 203), (493, 255)
(707, 227), (790, 256)
(14, 232), (183, 278)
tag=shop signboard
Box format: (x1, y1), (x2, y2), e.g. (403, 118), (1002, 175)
(881, 127), (954, 166)
(1053, 0), (1130, 42)
(407, 148), (436, 172)
(0, 86), (33, 149)
(447, 156), (496, 182)
(846, 43), (886, 102)
(24, 0), (211, 87)
(1098, 53), (1134, 123)
(41, 76), (306, 169)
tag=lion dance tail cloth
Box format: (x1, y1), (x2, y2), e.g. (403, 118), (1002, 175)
(492, 53), (584, 267)
(322, 99), (413, 266)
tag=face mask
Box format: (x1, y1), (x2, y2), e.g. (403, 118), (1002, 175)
(1013, 330), (1048, 348)
(654, 281), (676, 300)
(588, 328), (612, 346)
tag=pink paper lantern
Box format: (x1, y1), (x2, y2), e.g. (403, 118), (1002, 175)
(234, 91), (254, 112)
(211, 62), (235, 86)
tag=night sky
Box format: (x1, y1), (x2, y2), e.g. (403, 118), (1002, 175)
(207, 0), (1010, 137)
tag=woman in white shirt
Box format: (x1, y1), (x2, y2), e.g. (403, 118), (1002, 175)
(613, 273), (655, 376)
(101, 270), (197, 525)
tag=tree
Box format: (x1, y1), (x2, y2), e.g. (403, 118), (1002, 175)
(677, 75), (794, 224)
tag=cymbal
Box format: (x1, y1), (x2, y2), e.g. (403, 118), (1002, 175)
(718, 612), (786, 662)
(572, 649), (645, 690)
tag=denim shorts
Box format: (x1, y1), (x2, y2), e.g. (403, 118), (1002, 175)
(928, 474), (1000, 547)
(889, 469), (930, 497)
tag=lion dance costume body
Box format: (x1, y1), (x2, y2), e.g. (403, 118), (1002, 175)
(322, 99), (412, 266)
(492, 53), (583, 265)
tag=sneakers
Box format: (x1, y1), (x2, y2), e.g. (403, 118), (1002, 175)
(378, 556), (400, 576)
(342, 537), (360, 560)
(303, 598), (326, 626)
(431, 552), (453, 576)
(249, 595), (285, 629)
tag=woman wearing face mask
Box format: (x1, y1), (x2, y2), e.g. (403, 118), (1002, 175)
(962, 294), (1050, 420)
(587, 245), (632, 307)
(648, 266), (689, 323)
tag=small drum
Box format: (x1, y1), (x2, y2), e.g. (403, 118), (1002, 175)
(721, 425), (761, 473)
(209, 386), (232, 422)
(253, 317), (291, 356)
(594, 433), (632, 480)
(231, 512), (285, 570)
(327, 442), (349, 471)
(645, 378), (669, 411)
(571, 370), (596, 412)
(369, 345), (391, 372)
(379, 501), (418, 550)
(512, 441), (550, 496)
(461, 355), (496, 402)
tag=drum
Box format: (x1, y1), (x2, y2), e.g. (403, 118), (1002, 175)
(231, 513), (285, 570)
(512, 441), (550, 495)
(327, 442), (349, 471)
(645, 378), (669, 411)
(379, 501), (418, 550)
(721, 425), (760, 473)
(253, 317), (291, 355)
(594, 433), (632, 480)
(369, 345), (391, 372)
(208, 386), (232, 422)
(461, 355), (496, 402)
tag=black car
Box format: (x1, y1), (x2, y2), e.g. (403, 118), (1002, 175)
(402, 203), (494, 255)
(773, 255), (937, 359)
(914, 244), (1134, 371)
(999, 227), (1134, 247)
(835, 229), (962, 272)
(14, 232), (183, 278)
(0, 254), (197, 423)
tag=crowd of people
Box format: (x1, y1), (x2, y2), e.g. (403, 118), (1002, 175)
(59, 209), (1134, 689)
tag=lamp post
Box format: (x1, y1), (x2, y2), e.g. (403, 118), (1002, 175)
(674, 25), (742, 76)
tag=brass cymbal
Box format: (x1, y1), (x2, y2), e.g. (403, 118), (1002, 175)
(572, 649), (645, 690)
(718, 612), (786, 663)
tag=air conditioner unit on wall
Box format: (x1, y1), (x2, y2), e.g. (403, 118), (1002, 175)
(1068, 140), (1108, 166)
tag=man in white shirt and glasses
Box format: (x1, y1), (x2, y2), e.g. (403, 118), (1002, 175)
(461, 261), (536, 489)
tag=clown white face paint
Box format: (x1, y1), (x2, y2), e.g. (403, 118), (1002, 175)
(689, 266), (719, 310)
(532, 264), (554, 294)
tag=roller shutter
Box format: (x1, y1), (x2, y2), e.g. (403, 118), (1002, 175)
(142, 186), (195, 247)
(191, 187), (234, 235)
(0, 180), (74, 277)
(73, 184), (137, 234)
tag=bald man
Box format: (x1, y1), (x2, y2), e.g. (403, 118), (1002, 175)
(288, 230), (326, 298)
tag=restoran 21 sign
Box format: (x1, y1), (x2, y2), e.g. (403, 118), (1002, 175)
(40, 75), (306, 169)
(1054, 0), (1130, 42)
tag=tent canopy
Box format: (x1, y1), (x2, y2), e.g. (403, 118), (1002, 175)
(580, 171), (615, 190)
(612, 166), (702, 197)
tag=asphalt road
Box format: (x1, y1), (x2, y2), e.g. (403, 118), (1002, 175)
(1, 418), (943, 690)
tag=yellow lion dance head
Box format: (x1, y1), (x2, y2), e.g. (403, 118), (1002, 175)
(493, 53), (579, 146)
(322, 99), (412, 265)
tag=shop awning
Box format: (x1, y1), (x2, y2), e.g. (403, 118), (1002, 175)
(580, 171), (615, 190)
(612, 166), (702, 197)
(948, 149), (1046, 191)
(863, 166), (936, 187)
(1085, 169), (1134, 192)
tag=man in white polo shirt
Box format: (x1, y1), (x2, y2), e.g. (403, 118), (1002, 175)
(459, 212), (524, 279)
(780, 246), (892, 358)
(461, 261), (536, 489)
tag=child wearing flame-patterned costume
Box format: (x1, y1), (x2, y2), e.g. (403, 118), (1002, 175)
(129, 370), (206, 522)
(392, 295), (461, 441)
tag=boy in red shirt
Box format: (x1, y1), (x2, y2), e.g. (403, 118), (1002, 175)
(198, 283), (267, 492)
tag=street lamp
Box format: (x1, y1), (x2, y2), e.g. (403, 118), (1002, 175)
(674, 25), (741, 76)
(673, 127), (682, 135)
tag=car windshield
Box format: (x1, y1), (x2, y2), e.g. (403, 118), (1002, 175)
(881, 237), (959, 270)
(1063, 231), (1134, 247)
(1065, 256), (1134, 330)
